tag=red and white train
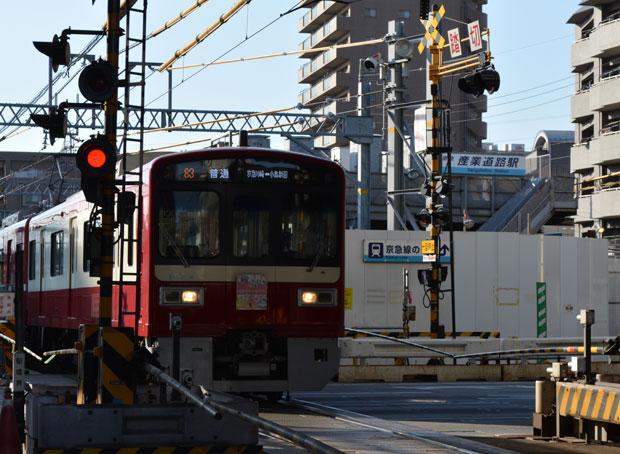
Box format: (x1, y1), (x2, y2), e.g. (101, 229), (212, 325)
(0, 147), (345, 395)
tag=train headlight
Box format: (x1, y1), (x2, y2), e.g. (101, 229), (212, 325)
(160, 287), (204, 306)
(181, 290), (199, 304)
(298, 288), (337, 307)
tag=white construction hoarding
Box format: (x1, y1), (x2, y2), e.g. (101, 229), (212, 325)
(345, 230), (611, 338)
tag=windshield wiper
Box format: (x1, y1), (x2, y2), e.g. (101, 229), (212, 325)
(307, 242), (325, 272)
(160, 226), (190, 268)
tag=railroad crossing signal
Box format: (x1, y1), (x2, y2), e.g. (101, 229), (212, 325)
(418, 4), (446, 54)
(79, 60), (118, 103)
(76, 135), (117, 205)
(458, 66), (501, 97)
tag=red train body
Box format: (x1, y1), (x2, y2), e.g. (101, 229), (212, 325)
(0, 148), (345, 393)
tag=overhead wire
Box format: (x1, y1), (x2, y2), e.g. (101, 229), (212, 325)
(159, 0), (254, 71)
(151, 0), (212, 37)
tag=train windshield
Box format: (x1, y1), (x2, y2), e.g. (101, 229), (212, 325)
(158, 191), (220, 258)
(282, 192), (338, 261)
(157, 157), (341, 266)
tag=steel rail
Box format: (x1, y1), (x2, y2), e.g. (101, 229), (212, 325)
(454, 345), (607, 360)
(143, 363), (342, 453)
(345, 328), (454, 357)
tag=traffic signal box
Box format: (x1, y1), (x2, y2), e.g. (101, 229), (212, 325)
(76, 135), (117, 206)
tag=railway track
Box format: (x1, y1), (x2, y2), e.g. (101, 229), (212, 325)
(259, 399), (518, 454)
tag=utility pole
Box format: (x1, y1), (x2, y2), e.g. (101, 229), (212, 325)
(386, 20), (405, 231)
(357, 59), (372, 230)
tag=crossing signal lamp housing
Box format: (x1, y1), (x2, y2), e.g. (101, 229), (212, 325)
(33, 33), (70, 72)
(31, 107), (67, 145)
(458, 65), (500, 98)
(79, 60), (118, 103)
(420, 0), (430, 19)
(76, 136), (117, 205)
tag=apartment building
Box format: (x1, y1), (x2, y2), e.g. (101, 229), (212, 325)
(569, 2), (620, 254)
(297, 0), (488, 152)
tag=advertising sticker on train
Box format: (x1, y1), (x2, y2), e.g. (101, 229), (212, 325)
(447, 28), (462, 58)
(467, 20), (483, 52)
(236, 273), (268, 310)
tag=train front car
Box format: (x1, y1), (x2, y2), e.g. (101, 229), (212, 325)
(144, 148), (345, 395)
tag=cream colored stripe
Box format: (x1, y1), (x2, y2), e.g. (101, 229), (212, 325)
(559, 385), (571, 415)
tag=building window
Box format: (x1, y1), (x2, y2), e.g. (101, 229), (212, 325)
(365, 8), (377, 18)
(50, 231), (64, 277)
(399, 9), (411, 19)
(28, 240), (36, 281)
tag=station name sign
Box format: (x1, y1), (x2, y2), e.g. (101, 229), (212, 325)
(363, 240), (450, 264)
(442, 153), (526, 177)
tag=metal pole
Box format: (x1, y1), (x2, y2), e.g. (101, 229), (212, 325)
(100, 0), (121, 330)
(386, 20), (405, 231)
(428, 8), (444, 339)
(357, 59), (371, 230)
(447, 147), (456, 341)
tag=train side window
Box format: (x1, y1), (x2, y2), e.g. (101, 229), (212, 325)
(50, 231), (64, 277)
(28, 240), (36, 281)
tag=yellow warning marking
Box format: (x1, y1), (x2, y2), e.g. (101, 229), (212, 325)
(603, 392), (616, 421)
(592, 390), (605, 419)
(105, 328), (134, 359)
(188, 448), (209, 454)
(614, 398), (620, 423)
(580, 389), (593, 417)
(153, 448), (176, 454)
(421, 240), (435, 255)
(81, 449), (103, 454)
(558, 386), (570, 415)
(357, 188), (369, 196)
(344, 288), (353, 310)
(102, 364), (134, 405)
(570, 387), (581, 415)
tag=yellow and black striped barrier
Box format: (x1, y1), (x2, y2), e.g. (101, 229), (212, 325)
(0, 319), (16, 376)
(557, 381), (620, 425)
(98, 326), (136, 405)
(346, 330), (500, 339)
(77, 324), (99, 405)
(40, 446), (263, 453)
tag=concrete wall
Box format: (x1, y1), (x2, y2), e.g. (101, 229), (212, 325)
(345, 230), (611, 337)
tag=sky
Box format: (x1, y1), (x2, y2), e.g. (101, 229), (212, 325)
(0, 0), (581, 153)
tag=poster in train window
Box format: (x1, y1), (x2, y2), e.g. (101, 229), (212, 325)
(236, 273), (268, 310)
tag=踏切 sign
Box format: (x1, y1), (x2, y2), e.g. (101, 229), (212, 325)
(447, 28), (462, 58)
(467, 20), (483, 52)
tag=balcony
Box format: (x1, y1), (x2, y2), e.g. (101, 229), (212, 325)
(314, 134), (347, 149)
(298, 1), (347, 33)
(592, 14), (620, 58)
(571, 37), (595, 71)
(589, 74), (620, 111)
(591, 189), (620, 219)
(466, 119), (487, 139)
(572, 131), (620, 173)
(307, 100), (338, 129)
(298, 15), (350, 58)
(298, 48), (347, 84)
(298, 72), (343, 106)
(571, 89), (591, 121)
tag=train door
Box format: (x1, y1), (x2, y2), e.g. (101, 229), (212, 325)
(37, 230), (45, 321)
(69, 218), (78, 320)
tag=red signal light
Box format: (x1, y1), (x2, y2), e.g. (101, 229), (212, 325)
(87, 148), (107, 168)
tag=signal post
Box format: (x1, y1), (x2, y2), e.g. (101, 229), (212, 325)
(417, 3), (499, 339)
